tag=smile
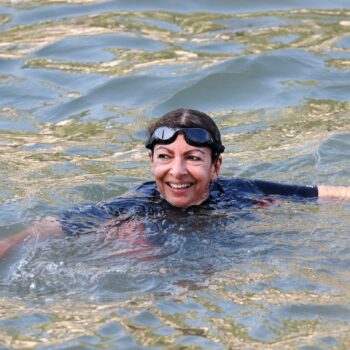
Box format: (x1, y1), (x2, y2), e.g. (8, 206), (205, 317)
(167, 183), (193, 189)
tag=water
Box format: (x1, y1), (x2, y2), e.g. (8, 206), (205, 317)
(1, 0), (350, 348)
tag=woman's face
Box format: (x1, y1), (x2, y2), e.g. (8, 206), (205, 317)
(150, 134), (222, 208)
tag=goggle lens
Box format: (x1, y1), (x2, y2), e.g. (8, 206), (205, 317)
(153, 126), (177, 141)
(184, 128), (212, 144)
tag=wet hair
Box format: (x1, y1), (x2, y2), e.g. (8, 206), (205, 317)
(146, 108), (225, 161)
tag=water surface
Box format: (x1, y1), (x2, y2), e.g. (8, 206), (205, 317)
(1, 0), (350, 349)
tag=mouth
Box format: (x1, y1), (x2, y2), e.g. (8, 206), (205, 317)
(167, 182), (193, 190)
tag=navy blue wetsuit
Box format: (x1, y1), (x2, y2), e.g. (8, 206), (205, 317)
(59, 178), (318, 240)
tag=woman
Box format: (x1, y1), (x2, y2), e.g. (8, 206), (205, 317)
(0, 108), (349, 259)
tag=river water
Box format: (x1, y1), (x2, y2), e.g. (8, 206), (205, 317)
(1, 0), (350, 349)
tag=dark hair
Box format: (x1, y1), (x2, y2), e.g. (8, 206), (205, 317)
(146, 108), (225, 160)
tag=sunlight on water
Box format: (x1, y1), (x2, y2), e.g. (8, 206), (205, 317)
(1, 0), (350, 348)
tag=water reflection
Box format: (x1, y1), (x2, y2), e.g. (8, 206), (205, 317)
(1, 0), (350, 348)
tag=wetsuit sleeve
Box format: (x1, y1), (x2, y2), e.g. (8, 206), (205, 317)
(251, 179), (318, 198)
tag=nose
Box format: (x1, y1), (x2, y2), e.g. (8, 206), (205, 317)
(169, 156), (188, 178)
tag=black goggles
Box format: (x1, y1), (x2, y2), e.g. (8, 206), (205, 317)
(145, 126), (225, 155)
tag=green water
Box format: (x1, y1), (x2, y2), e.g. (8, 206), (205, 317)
(1, 0), (350, 349)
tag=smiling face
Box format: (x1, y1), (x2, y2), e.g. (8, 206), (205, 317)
(150, 134), (222, 208)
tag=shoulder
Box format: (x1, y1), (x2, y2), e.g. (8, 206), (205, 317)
(100, 181), (158, 213)
(63, 181), (157, 218)
(214, 177), (264, 195)
(59, 181), (159, 236)
(132, 181), (157, 196)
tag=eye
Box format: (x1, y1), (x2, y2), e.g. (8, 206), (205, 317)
(188, 155), (201, 161)
(157, 153), (171, 159)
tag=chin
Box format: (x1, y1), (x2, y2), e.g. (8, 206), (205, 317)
(169, 200), (189, 208)
(166, 197), (192, 208)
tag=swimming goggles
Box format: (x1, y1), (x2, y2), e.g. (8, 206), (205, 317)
(145, 126), (225, 154)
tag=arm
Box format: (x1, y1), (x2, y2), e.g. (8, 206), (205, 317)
(251, 179), (350, 201)
(251, 179), (318, 198)
(318, 185), (350, 200)
(0, 216), (63, 260)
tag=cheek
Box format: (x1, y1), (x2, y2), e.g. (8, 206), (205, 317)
(194, 165), (215, 185)
(151, 162), (166, 180)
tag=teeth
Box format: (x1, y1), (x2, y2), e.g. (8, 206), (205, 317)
(169, 183), (192, 189)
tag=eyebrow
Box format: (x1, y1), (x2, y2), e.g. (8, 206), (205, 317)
(154, 146), (206, 155)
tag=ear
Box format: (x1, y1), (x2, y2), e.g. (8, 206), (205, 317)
(211, 156), (222, 180)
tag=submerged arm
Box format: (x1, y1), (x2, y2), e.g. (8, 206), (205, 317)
(0, 217), (63, 260)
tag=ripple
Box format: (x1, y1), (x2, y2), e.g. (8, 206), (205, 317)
(1, 1), (350, 348)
